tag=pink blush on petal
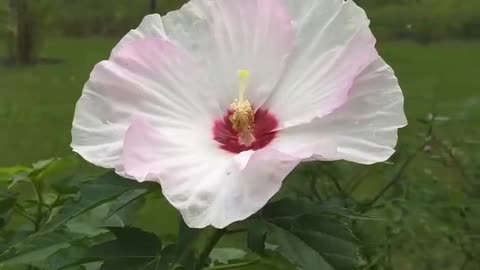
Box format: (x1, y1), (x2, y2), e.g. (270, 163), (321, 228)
(213, 109), (279, 154)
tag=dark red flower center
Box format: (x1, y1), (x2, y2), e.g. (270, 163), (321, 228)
(213, 109), (279, 153)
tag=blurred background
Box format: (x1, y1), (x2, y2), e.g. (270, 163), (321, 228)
(0, 0), (479, 269)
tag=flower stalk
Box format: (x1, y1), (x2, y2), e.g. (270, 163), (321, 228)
(196, 229), (226, 269)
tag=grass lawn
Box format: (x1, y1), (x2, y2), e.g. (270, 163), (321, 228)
(1, 38), (479, 166)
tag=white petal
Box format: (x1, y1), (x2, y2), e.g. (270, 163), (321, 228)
(112, 14), (167, 54)
(162, 0), (295, 108)
(72, 37), (220, 171)
(273, 57), (407, 164)
(265, 0), (378, 127)
(122, 117), (299, 228)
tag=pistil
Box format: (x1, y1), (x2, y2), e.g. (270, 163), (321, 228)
(230, 70), (255, 146)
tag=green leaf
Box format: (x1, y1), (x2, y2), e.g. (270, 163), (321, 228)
(0, 229), (85, 266)
(263, 199), (374, 221)
(268, 224), (334, 270)
(262, 200), (361, 270)
(65, 204), (122, 236)
(172, 220), (199, 270)
(0, 166), (29, 184)
(42, 172), (138, 233)
(141, 244), (177, 270)
(209, 248), (247, 265)
(7, 158), (57, 188)
(92, 227), (162, 270)
(32, 158), (57, 171)
(45, 233), (113, 270)
(262, 199), (333, 219)
(176, 219), (200, 255)
(45, 227), (162, 270)
(0, 192), (17, 229)
(47, 245), (95, 270)
(0, 171), (143, 266)
(8, 173), (31, 189)
(37, 157), (81, 190)
(0, 192), (17, 214)
(105, 188), (150, 223)
(247, 218), (267, 255)
(6, 157), (78, 190)
(0, 170), (154, 268)
(296, 216), (359, 244)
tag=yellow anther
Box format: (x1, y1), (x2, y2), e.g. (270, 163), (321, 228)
(230, 69), (255, 146)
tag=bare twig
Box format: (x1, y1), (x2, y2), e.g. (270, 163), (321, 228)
(431, 135), (470, 185)
(362, 149), (420, 211)
(362, 112), (435, 211)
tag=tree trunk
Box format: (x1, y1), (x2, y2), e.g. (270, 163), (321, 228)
(6, 0), (38, 65)
(150, 0), (157, 13)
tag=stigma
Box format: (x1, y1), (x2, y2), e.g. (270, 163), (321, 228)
(230, 70), (255, 146)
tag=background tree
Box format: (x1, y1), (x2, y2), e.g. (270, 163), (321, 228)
(3, 0), (53, 65)
(149, 0), (156, 13)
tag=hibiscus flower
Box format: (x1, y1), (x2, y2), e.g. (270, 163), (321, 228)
(72, 0), (407, 228)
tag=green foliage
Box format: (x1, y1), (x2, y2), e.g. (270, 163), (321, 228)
(0, 192), (17, 229)
(0, 158), (158, 269)
(41, 172), (145, 233)
(260, 200), (361, 270)
(57, 227), (162, 270)
(247, 218), (267, 255)
(0, 156), (368, 270)
(44, 233), (113, 270)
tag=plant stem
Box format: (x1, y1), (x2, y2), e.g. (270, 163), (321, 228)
(31, 181), (44, 231)
(13, 206), (36, 225)
(364, 151), (418, 210)
(24, 182), (44, 270)
(195, 229), (226, 269)
(362, 115), (435, 212)
(204, 259), (261, 270)
(362, 140), (429, 211)
(432, 135), (470, 185)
